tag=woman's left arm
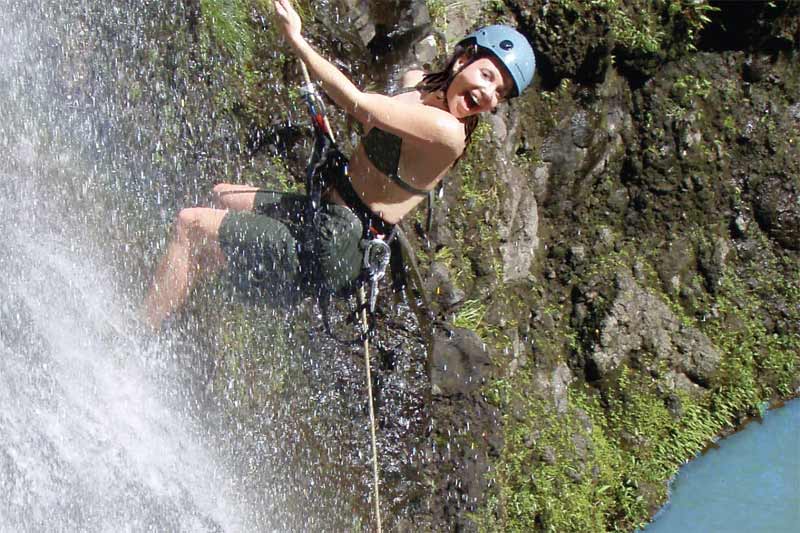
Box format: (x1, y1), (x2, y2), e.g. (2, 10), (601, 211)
(273, 0), (464, 154)
(274, 0), (368, 115)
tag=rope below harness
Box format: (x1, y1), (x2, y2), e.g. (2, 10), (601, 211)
(298, 61), (384, 533)
(358, 285), (383, 533)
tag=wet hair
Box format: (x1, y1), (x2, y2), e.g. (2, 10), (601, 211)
(416, 41), (486, 155)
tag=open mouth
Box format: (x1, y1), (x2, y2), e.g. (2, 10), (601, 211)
(465, 91), (480, 111)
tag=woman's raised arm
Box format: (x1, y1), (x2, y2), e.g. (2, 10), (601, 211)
(272, 0), (464, 156)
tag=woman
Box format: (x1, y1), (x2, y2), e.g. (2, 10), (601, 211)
(142, 0), (535, 330)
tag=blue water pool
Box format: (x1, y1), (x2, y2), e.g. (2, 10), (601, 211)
(644, 399), (800, 533)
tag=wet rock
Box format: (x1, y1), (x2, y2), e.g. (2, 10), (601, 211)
(594, 227), (616, 253)
(499, 188), (540, 281)
(743, 56), (768, 83)
(751, 173), (800, 250)
(665, 392), (683, 418)
(663, 370), (702, 397)
(413, 34), (438, 66)
(566, 467), (583, 483)
(440, 0), (482, 44)
(339, 0), (376, 45)
(607, 187), (630, 213)
(512, 0), (612, 85)
(467, 248), (494, 278)
(494, 112), (541, 282)
(703, 2), (800, 52)
(344, 0), (432, 64)
(698, 236), (731, 293)
(540, 446), (557, 465)
(731, 214), (750, 238)
(430, 327), (492, 397)
(570, 111), (592, 148)
(424, 261), (465, 309)
(790, 103), (800, 122)
(569, 245), (586, 266)
(541, 120), (588, 177)
(531, 162), (551, 199)
(655, 238), (695, 296)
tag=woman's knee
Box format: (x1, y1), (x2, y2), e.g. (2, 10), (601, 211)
(211, 183), (232, 208)
(211, 182), (231, 198)
(175, 207), (224, 240)
(211, 183), (257, 210)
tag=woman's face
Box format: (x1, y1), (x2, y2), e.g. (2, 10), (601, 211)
(445, 55), (514, 118)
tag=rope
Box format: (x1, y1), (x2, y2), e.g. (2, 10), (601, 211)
(358, 285), (383, 533)
(298, 58), (383, 532)
(299, 61), (335, 141)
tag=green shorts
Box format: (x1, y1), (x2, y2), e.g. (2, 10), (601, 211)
(217, 190), (364, 304)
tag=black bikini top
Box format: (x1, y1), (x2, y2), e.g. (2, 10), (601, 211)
(361, 87), (431, 197)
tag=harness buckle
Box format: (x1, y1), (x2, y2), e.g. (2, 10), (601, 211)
(363, 238), (391, 313)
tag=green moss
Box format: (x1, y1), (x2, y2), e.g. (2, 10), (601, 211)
(477, 382), (646, 532)
(702, 268), (799, 398)
(200, 0), (255, 63)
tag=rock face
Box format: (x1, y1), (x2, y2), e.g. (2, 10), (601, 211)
(141, 0), (800, 531)
(586, 270), (721, 388)
(492, 112), (542, 282)
(752, 172), (800, 251)
(395, 2), (798, 531)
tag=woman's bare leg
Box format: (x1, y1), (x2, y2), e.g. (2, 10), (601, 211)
(211, 183), (261, 211)
(142, 207), (228, 331)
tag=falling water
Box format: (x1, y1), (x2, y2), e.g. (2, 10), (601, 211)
(0, 225), (253, 531)
(0, 1), (265, 530)
(1, 1), (432, 530)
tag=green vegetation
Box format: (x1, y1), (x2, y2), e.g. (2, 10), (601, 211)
(603, 0), (664, 55)
(200, 0), (255, 63)
(478, 382), (647, 532)
(667, 0), (718, 52)
(414, 119), (503, 304)
(478, 245), (799, 531)
(672, 74), (712, 104)
(610, 0), (718, 56)
(426, 0), (448, 33)
(547, 0), (719, 59)
(453, 299), (488, 331)
(704, 265), (799, 399)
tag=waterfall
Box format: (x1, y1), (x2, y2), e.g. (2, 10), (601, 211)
(0, 1), (433, 529)
(0, 1), (266, 530)
(0, 224), (252, 531)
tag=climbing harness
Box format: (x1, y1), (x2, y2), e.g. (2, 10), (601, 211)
(297, 59), (396, 338)
(297, 60), (384, 533)
(363, 236), (391, 313)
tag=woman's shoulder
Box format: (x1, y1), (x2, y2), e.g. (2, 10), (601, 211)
(399, 69), (426, 89)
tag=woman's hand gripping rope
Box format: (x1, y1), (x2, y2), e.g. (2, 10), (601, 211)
(274, 0), (334, 141)
(273, 0), (303, 46)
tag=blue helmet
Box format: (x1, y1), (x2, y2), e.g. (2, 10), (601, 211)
(461, 25), (536, 97)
